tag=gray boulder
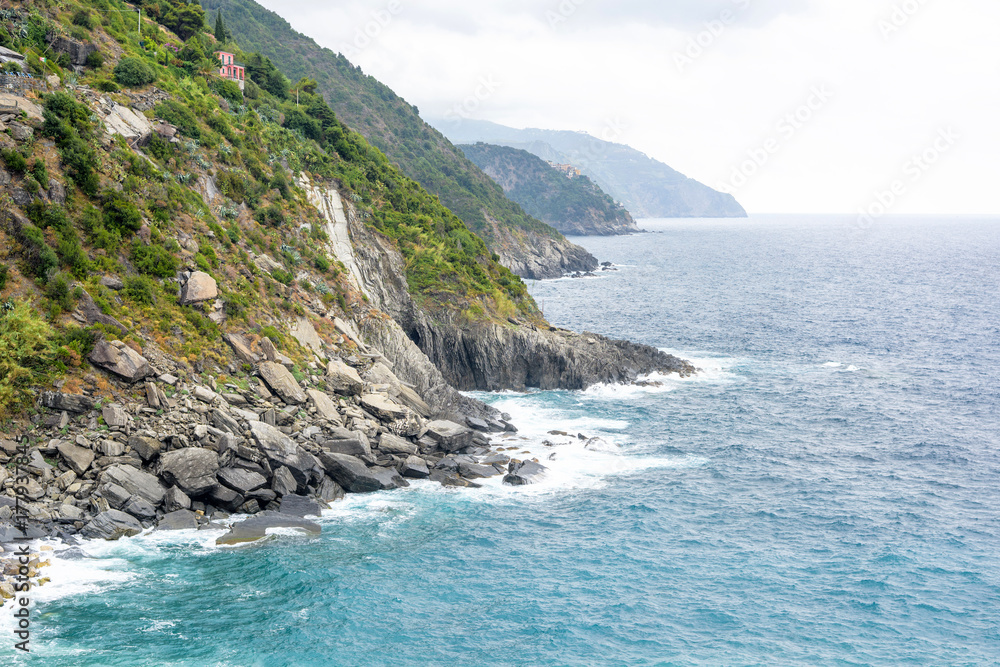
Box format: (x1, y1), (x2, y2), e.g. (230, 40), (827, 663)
(400, 455), (430, 479)
(377, 433), (417, 456)
(319, 452), (407, 493)
(217, 467), (268, 495)
(271, 466), (298, 496)
(158, 448), (220, 497)
(102, 465), (166, 506)
(157, 509), (199, 531)
(317, 476), (346, 502)
(326, 359), (363, 396)
(179, 271), (218, 305)
(58, 441), (94, 476)
(306, 389), (342, 423)
(248, 421), (319, 487)
(163, 486), (191, 512)
(425, 420), (475, 452)
(258, 362), (307, 405)
(321, 430), (371, 458)
(360, 394), (409, 422)
(128, 435), (162, 462)
(40, 391), (96, 413)
(122, 495), (158, 520)
(81, 510), (143, 540)
(89, 339), (152, 383)
(459, 461), (502, 480)
(503, 460), (549, 486)
(278, 494), (322, 518)
(216, 511), (321, 546)
(223, 333), (259, 363)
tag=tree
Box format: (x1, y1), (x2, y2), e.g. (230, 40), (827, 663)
(163, 4), (205, 41)
(214, 11), (229, 43)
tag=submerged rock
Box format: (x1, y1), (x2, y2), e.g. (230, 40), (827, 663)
(503, 460), (548, 486)
(216, 511), (321, 546)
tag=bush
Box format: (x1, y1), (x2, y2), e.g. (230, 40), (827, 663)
(113, 57), (155, 88)
(124, 275), (156, 305)
(16, 223), (58, 280)
(0, 264), (8, 291)
(72, 9), (94, 29)
(86, 51), (105, 68)
(31, 158), (48, 185)
(2, 149), (26, 174)
(102, 191), (143, 235)
(155, 100), (201, 140)
(94, 79), (119, 92)
(131, 241), (178, 278)
(45, 272), (74, 312)
(271, 268), (294, 285)
(210, 78), (243, 107)
(255, 204), (286, 227)
(0, 300), (58, 418)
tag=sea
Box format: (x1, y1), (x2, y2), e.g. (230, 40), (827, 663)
(3, 215), (999, 666)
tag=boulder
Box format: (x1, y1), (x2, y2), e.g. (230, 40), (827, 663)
(48, 178), (66, 205)
(465, 416), (491, 432)
(99, 275), (124, 291)
(319, 452), (407, 493)
(360, 394), (409, 422)
(101, 403), (129, 427)
(158, 448), (219, 497)
(258, 361), (307, 405)
(207, 484), (244, 511)
(260, 336), (279, 362)
(503, 460), (548, 486)
(216, 511), (321, 546)
(209, 409), (241, 435)
(395, 385), (432, 418)
(459, 462), (502, 480)
(192, 386), (220, 404)
(223, 333), (259, 363)
(325, 359), (363, 396)
(102, 103), (152, 146)
(179, 271), (218, 305)
(122, 495), (157, 520)
(428, 469), (482, 489)
(425, 420), (475, 452)
(81, 510), (143, 540)
(278, 494), (322, 518)
(271, 467), (297, 496)
(40, 391), (96, 413)
(377, 433), (417, 456)
(127, 435), (162, 462)
(248, 421), (319, 488)
(317, 477), (346, 502)
(163, 486), (191, 512)
(57, 441), (94, 476)
(157, 509), (199, 531)
(89, 339), (152, 383)
(306, 389), (342, 423)
(290, 317), (323, 353)
(321, 432), (371, 458)
(102, 465), (166, 506)
(400, 455), (430, 479)
(217, 467), (268, 495)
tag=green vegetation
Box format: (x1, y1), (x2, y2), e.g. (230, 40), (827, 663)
(113, 56), (156, 87)
(199, 0), (565, 246)
(0, 300), (58, 418)
(460, 143), (636, 235)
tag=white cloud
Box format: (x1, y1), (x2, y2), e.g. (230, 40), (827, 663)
(257, 0), (999, 214)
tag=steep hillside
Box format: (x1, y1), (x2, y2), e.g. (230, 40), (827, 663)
(197, 0), (596, 279)
(460, 143), (638, 236)
(433, 118), (748, 219)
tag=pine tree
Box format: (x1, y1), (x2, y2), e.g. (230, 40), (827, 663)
(214, 11), (229, 43)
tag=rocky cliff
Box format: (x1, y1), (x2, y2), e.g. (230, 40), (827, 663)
(460, 143), (639, 237)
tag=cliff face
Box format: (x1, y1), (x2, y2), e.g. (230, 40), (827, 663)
(310, 181), (692, 390)
(460, 143), (639, 237)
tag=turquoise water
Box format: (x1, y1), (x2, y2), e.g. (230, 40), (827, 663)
(5, 215), (1000, 665)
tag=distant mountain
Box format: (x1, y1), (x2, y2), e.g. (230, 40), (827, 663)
(200, 0), (597, 279)
(460, 143), (638, 236)
(431, 118), (747, 219)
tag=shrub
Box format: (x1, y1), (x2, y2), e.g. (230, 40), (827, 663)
(2, 149), (26, 174)
(271, 268), (294, 285)
(124, 275), (156, 305)
(45, 272), (74, 312)
(255, 204), (285, 227)
(72, 9), (94, 30)
(31, 158), (48, 185)
(113, 57), (155, 88)
(210, 79), (243, 107)
(155, 100), (201, 140)
(102, 191), (143, 235)
(131, 241), (178, 278)
(86, 51), (105, 68)
(94, 79), (119, 92)
(0, 300), (58, 418)
(16, 223), (58, 280)
(0, 264), (8, 290)
(313, 255), (330, 272)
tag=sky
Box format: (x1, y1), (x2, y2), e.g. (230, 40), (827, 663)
(255, 0), (999, 215)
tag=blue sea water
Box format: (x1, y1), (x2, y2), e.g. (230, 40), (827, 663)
(4, 215), (1000, 666)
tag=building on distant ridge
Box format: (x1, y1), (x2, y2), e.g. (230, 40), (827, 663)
(215, 51), (245, 91)
(548, 162), (582, 178)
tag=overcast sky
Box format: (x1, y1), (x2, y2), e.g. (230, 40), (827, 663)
(256, 0), (999, 215)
